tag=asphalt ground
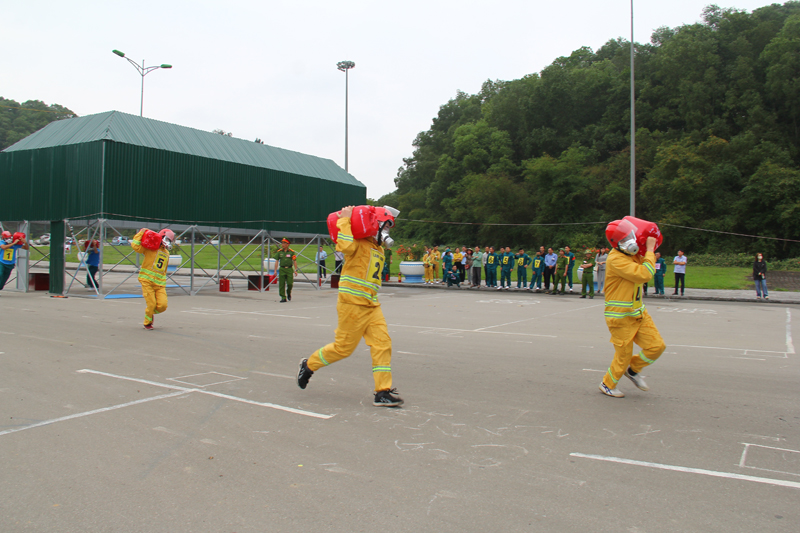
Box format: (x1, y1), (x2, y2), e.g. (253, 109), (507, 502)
(1, 285), (798, 532)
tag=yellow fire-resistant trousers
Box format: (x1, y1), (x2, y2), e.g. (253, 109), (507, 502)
(307, 301), (393, 391)
(423, 265), (433, 283)
(141, 280), (168, 325)
(602, 310), (666, 390)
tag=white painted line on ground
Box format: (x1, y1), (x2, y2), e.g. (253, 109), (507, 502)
(473, 303), (603, 332)
(670, 344), (788, 357)
(183, 307), (310, 319)
(168, 371), (246, 388)
(0, 391), (189, 437)
(251, 370), (294, 380)
(570, 452), (800, 490)
(786, 308), (795, 354)
(389, 323), (555, 338)
(77, 369), (332, 419)
(739, 443), (800, 477)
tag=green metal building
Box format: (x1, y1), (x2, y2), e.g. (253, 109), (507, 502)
(0, 110), (365, 230)
(0, 111), (366, 294)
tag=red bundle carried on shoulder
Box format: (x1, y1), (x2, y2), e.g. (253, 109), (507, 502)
(12, 232), (25, 242)
(141, 229), (162, 250)
(83, 239), (100, 251)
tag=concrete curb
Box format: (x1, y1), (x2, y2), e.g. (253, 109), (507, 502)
(382, 281), (800, 305)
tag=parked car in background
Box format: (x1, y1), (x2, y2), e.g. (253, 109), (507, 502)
(33, 233), (51, 245)
(111, 236), (129, 245)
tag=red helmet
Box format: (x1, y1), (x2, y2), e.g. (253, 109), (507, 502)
(159, 229), (175, 249)
(606, 216), (662, 256)
(1, 231), (11, 240)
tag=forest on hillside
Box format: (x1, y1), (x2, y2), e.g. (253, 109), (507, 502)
(379, 2), (800, 258)
(0, 98), (76, 151)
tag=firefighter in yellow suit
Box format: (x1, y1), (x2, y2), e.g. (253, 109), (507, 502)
(131, 228), (174, 330)
(297, 205), (403, 407)
(599, 232), (666, 398)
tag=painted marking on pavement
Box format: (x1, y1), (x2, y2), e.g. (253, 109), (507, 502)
(389, 323), (555, 338)
(251, 370), (294, 380)
(786, 308), (795, 354)
(77, 369), (332, 419)
(571, 452), (800, 490)
(0, 391), (189, 437)
(739, 443), (800, 477)
(473, 303), (603, 332)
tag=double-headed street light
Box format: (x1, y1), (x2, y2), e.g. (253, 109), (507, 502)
(337, 60), (355, 172)
(112, 49), (172, 117)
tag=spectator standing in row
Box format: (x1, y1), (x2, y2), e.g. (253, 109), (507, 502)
(316, 245), (328, 281)
(530, 251), (544, 291)
(753, 253), (768, 300)
(553, 249), (569, 295)
(653, 252), (666, 295)
(431, 246), (441, 283)
(579, 250), (594, 298)
(485, 247), (498, 287)
(453, 247), (465, 282)
(85, 239), (101, 289)
(384, 246), (393, 282)
(442, 248), (453, 283)
(464, 248), (473, 284)
(516, 248), (531, 289)
(471, 246), (483, 287)
(673, 250), (687, 296)
(565, 246), (575, 292)
(334, 250), (344, 274)
(595, 247), (608, 294)
(422, 247), (434, 284)
(499, 246), (514, 290)
(543, 248), (557, 291)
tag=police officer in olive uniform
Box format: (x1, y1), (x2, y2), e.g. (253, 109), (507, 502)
(277, 238), (299, 302)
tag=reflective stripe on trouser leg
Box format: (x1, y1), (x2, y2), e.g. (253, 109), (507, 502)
(629, 312), (666, 374)
(364, 309), (392, 391)
(307, 302), (392, 393)
(603, 311), (665, 388)
(142, 280), (158, 325)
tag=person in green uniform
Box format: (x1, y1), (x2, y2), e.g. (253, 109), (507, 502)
(530, 251), (545, 291)
(485, 247), (498, 287)
(653, 251), (666, 295)
(554, 248), (569, 294)
(499, 246), (514, 290)
(442, 248), (453, 283)
(515, 248), (531, 289)
(276, 238), (298, 302)
(579, 250), (595, 299)
(383, 247), (393, 282)
(564, 245), (576, 292)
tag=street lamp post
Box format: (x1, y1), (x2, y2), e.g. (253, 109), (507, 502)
(629, 0), (636, 217)
(337, 60), (355, 173)
(112, 49), (172, 117)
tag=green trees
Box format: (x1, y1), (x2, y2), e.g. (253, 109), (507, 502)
(0, 98), (76, 151)
(381, 2), (800, 258)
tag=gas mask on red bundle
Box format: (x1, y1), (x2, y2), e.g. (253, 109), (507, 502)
(605, 216), (662, 256)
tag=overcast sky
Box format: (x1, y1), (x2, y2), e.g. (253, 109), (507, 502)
(2, 0), (776, 199)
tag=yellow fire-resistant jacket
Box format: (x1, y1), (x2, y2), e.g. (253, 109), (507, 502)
(131, 229), (170, 286)
(604, 249), (656, 321)
(336, 217), (384, 307)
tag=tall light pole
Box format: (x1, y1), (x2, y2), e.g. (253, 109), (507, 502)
(629, 0), (636, 217)
(337, 60), (355, 172)
(112, 50), (172, 117)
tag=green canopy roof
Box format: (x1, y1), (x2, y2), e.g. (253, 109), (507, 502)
(3, 110), (363, 187)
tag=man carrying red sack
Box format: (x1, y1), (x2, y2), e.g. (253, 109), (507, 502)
(0, 231), (29, 292)
(297, 205), (404, 407)
(131, 228), (175, 330)
(599, 217), (667, 398)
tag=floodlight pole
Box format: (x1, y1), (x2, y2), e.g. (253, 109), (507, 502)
(337, 60), (355, 172)
(112, 50), (172, 117)
(630, 0), (636, 217)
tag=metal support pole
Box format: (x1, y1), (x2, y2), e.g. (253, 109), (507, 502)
(630, 0), (636, 217)
(190, 226), (195, 295)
